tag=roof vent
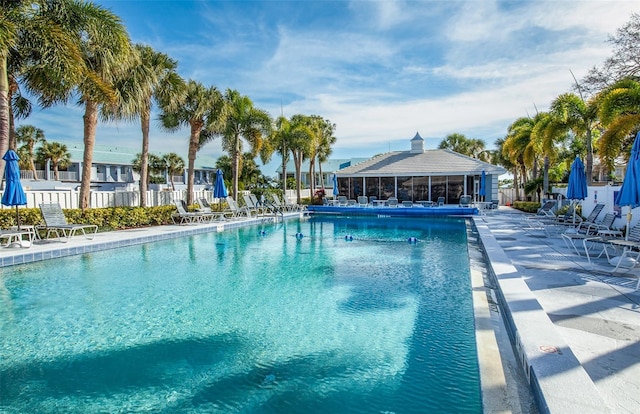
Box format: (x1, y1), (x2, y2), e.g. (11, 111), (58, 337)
(410, 132), (424, 153)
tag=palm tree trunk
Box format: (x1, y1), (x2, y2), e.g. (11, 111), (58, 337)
(232, 134), (240, 201)
(585, 129), (593, 185)
(29, 142), (38, 180)
(80, 100), (99, 210)
(187, 123), (202, 206)
(543, 156), (549, 196)
(139, 107), (151, 207)
(53, 162), (59, 180)
(293, 151), (302, 203)
(0, 57), (10, 187)
(318, 161), (325, 190)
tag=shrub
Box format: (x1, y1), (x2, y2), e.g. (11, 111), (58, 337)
(0, 205), (176, 232)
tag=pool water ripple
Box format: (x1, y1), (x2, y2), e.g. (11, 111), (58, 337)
(0, 216), (481, 413)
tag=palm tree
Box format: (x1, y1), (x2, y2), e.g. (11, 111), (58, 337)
(287, 114), (315, 203)
(262, 115), (294, 192)
(159, 80), (224, 205)
(0, 0), (85, 183)
(36, 141), (70, 180)
(162, 152), (184, 191)
(219, 89), (272, 200)
(596, 78), (640, 170)
(69, 3), (133, 210)
(503, 117), (538, 200)
(438, 133), (486, 158)
(104, 44), (182, 207)
(15, 124), (45, 179)
(316, 120), (336, 190)
(548, 92), (599, 184)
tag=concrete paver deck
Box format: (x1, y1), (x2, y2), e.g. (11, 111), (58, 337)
(476, 207), (640, 413)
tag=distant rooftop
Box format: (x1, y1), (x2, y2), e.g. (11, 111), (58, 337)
(337, 132), (506, 176)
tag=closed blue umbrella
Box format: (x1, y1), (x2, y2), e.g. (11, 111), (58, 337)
(332, 174), (339, 198)
(213, 169), (228, 210)
(1, 150), (27, 229)
(479, 170), (486, 200)
(567, 156), (588, 225)
(615, 132), (640, 239)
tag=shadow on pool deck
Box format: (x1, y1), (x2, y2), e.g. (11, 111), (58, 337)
(475, 207), (640, 414)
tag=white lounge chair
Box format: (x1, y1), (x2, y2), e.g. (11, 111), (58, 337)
(171, 200), (204, 225)
(38, 203), (98, 242)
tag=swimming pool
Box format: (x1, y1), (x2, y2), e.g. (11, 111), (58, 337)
(0, 216), (481, 413)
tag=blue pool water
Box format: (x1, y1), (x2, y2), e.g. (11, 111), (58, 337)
(0, 216), (481, 413)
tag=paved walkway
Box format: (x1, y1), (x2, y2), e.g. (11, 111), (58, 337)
(476, 207), (640, 414)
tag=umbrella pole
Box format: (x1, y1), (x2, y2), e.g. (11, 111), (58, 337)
(15, 205), (20, 230)
(627, 207), (633, 240)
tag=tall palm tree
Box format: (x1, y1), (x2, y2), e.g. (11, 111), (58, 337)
(312, 117), (336, 190)
(549, 92), (599, 184)
(67, 2), (133, 210)
(262, 115), (294, 192)
(288, 114), (314, 203)
(220, 89), (272, 200)
(162, 152), (184, 191)
(0, 0), (85, 183)
(104, 44), (183, 207)
(159, 80), (224, 205)
(36, 141), (70, 180)
(503, 117), (538, 200)
(15, 124), (45, 179)
(596, 78), (640, 170)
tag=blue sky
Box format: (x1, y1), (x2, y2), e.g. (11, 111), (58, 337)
(20, 0), (639, 175)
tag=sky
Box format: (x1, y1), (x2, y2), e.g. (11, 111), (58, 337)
(19, 0), (640, 176)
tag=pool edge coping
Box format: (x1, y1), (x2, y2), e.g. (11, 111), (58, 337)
(472, 217), (610, 414)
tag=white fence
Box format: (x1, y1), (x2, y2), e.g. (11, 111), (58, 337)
(0, 188), (310, 210)
(0, 189), (218, 210)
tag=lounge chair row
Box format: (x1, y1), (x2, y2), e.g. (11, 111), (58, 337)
(171, 194), (306, 225)
(1, 203), (98, 247)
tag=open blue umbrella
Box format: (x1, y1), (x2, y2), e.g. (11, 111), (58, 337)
(479, 170), (486, 201)
(1, 150), (27, 229)
(567, 156), (588, 225)
(332, 174), (339, 198)
(213, 169), (228, 210)
(615, 132), (640, 239)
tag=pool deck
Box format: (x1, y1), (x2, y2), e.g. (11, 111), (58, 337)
(0, 207), (638, 413)
(475, 208), (640, 414)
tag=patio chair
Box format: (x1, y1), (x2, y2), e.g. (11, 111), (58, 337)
(284, 196), (307, 211)
(536, 200), (556, 217)
(387, 197), (398, 208)
(226, 196), (252, 218)
(38, 203), (98, 242)
(337, 196), (348, 207)
(437, 196), (445, 206)
(577, 211), (616, 235)
(459, 195), (472, 207)
(401, 201), (413, 208)
(271, 194), (292, 211)
(243, 194), (266, 216)
(197, 198), (230, 221)
(171, 200), (204, 225)
(580, 203), (605, 227)
(357, 196), (369, 207)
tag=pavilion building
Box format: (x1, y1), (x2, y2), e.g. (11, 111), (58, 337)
(335, 132), (506, 204)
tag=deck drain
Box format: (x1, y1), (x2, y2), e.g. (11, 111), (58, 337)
(495, 237), (517, 241)
(540, 254), (566, 259)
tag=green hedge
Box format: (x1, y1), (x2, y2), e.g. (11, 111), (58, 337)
(512, 201), (542, 213)
(0, 205), (176, 232)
